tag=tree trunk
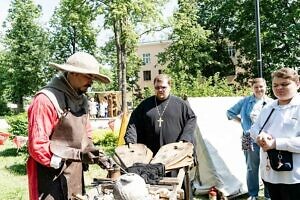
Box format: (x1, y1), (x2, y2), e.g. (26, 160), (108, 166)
(70, 26), (76, 54)
(113, 18), (127, 113)
(120, 19), (127, 113)
(16, 96), (24, 113)
(113, 20), (121, 91)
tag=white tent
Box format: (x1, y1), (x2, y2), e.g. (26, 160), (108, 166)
(188, 97), (248, 197)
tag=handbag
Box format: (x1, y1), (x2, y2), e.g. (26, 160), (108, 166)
(267, 149), (293, 171)
(242, 134), (254, 151)
(259, 108), (293, 171)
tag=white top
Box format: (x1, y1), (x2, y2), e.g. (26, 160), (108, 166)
(250, 93), (300, 184)
(89, 101), (98, 115)
(250, 98), (265, 123)
(99, 101), (108, 117)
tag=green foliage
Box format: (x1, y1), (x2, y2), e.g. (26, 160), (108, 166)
(91, 67), (115, 92)
(92, 129), (118, 155)
(6, 113), (28, 136)
(159, 0), (234, 83)
(1, 0), (50, 112)
(49, 0), (99, 62)
(171, 73), (250, 98)
(197, 0), (300, 81)
(98, 0), (166, 108)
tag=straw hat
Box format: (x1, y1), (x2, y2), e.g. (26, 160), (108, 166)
(49, 52), (111, 84)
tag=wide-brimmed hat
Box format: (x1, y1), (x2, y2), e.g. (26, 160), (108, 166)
(49, 52), (111, 84)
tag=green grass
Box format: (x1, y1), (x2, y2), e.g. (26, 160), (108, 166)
(0, 141), (28, 200)
(0, 140), (108, 200)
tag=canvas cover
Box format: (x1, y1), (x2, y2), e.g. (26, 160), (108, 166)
(188, 97), (248, 197)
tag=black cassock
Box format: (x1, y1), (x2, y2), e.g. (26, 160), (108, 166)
(125, 95), (196, 155)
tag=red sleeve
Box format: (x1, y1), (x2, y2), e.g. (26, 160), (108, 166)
(27, 93), (59, 167)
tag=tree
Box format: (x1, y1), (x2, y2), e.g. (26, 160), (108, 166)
(49, 0), (99, 64)
(197, 0), (300, 83)
(240, 0), (299, 80)
(159, 0), (220, 87)
(1, 0), (49, 112)
(0, 52), (10, 115)
(99, 0), (166, 112)
(196, 0), (238, 78)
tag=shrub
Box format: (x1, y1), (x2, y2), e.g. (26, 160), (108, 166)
(92, 129), (118, 155)
(6, 112), (28, 136)
(172, 73), (251, 98)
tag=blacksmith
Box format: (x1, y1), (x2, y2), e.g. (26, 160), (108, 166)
(27, 52), (111, 200)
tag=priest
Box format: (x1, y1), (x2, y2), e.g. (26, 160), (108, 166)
(124, 74), (196, 155)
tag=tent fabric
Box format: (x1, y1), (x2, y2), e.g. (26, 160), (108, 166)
(188, 97), (247, 197)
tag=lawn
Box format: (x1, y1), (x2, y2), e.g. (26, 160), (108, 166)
(0, 140), (29, 200)
(0, 139), (109, 200)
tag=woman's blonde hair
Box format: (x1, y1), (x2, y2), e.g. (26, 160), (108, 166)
(249, 77), (266, 86)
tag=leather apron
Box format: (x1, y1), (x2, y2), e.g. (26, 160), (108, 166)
(37, 89), (93, 200)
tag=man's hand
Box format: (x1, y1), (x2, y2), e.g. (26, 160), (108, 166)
(96, 151), (113, 169)
(80, 147), (99, 164)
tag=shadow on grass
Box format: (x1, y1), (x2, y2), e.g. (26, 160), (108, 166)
(6, 163), (26, 175)
(0, 147), (27, 157)
(0, 147), (19, 157)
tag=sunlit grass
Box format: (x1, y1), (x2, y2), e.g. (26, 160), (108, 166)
(0, 140), (29, 200)
(0, 136), (108, 200)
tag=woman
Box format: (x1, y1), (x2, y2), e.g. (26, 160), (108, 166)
(251, 68), (300, 200)
(227, 77), (272, 200)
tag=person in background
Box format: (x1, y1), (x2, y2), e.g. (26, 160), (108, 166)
(124, 74), (196, 155)
(88, 97), (98, 118)
(251, 68), (300, 200)
(27, 52), (111, 200)
(227, 78), (272, 200)
(99, 98), (108, 118)
(124, 74), (196, 199)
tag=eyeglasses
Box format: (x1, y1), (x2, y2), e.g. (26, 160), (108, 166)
(155, 86), (168, 90)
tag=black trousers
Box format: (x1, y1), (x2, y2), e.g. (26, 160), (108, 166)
(263, 180), (300, 200)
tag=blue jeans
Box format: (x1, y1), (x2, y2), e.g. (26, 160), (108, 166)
(244, 143), (269, 198)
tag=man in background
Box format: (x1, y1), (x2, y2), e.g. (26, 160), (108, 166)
(124, 74), (196, 199)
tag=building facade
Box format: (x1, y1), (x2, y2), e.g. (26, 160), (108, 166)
(136, 40), (239, 89)
(136, 40), (171, 90)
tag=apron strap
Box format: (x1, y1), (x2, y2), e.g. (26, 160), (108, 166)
(38, 89), (64, 118)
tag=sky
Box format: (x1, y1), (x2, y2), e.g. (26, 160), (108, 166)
(0, 0), (177, 44)
(0, 0), (60, 25)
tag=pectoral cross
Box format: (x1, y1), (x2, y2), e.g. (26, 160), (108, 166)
(157, 117), (163, 127)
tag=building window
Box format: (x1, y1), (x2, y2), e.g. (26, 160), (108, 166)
(227, 46), (236, 57)
(143, 70), (151, 81)
(142, 53), (151, 64)
(158, 69), (162, 74)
